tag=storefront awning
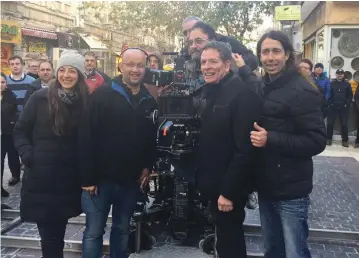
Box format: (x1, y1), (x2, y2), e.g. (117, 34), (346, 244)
(80, 34), (108, 51)
(22, 28), (57, 40)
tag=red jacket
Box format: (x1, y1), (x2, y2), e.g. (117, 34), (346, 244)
(86, 71), (105, 93)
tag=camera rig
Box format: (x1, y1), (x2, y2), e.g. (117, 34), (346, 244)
(129, 52), (218, 256)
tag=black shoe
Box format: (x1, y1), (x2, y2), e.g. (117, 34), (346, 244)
(1, 187), (9, 198)
(8, 177), (20, 186)
(326, 140), (332, 146)
(342, 141), (349, 148)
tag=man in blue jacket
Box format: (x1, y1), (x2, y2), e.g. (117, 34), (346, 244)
(312, 63), (331, 118)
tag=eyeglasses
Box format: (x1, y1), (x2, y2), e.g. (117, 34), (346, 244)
(122, 62), (146, 69)
(187, 38), (208, 46)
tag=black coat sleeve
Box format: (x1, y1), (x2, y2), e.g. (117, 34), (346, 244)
(78, 91), (101, 187)
(220, 89), (262, 201)
(237, 65), (264, 97)
(1, 90), (17, 121)
(219, 35), (258, 71)
(13, 92), (37, 166)
(266, 89), (326, 157)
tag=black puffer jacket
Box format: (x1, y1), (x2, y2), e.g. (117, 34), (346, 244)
(329, 79), (353, 108)
(197, 73), (262, 201)
(254, 68), (326, 200)
(13, 88), (85, 222)
(1, 88), (17, 135)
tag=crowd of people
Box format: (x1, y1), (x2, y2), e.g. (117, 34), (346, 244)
(0, 15), (359, 258)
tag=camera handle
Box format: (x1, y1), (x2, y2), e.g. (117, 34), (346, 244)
(151, 109), (158, 125)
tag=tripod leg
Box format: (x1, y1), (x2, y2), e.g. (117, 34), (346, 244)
(214, 225), (219, 258)
(135, 221), (142, 253)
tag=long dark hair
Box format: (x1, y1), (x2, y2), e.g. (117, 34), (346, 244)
(48, 70), (88, 135)
(256, 30), (296, 70)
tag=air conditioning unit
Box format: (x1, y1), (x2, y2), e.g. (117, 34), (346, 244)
(329, 28), (359, 81)
(74, 16), (84, 28)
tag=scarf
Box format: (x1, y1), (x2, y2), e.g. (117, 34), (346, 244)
(57, 87), (79, 105)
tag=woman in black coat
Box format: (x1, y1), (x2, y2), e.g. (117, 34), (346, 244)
(1, 72), (20, 198)
(13, 50), (88, 258)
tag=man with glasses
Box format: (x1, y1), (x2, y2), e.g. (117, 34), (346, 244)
(182, 19), (258, 71)
(80, 48), (157, 258)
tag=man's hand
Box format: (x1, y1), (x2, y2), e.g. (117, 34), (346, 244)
(250, 122), (268, 147)
(139, 168), (150, 190)
(232, 53), (245, 68)
(218, 195), (233, 212)
(82, 186), (97, 195)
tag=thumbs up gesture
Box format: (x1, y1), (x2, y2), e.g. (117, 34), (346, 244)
(250, 122), (268, 147)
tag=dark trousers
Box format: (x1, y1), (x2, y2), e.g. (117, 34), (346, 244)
(327, 106), (349, 141)
(37, 220), (68, 258)
(213, 197), (247, 258)
(1, 134), (21, 186)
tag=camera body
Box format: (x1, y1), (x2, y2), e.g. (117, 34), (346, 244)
(130, 53), (215, 253)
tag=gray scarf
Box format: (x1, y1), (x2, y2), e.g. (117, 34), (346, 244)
(57, 88), (79, 105)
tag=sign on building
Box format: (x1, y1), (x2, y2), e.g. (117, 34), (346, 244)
(275, 5), (301, 21)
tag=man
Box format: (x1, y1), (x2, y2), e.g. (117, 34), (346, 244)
(84, 51), (112, 93)
(326, 69), (353, 147)
(24, 60), (54, 104)
(185, 20), (258, 71)
(196, 41), (262, 257)
(312, 63), (331, 118)
(180, 16), (203, 58)
(6, 55), (35, 186)
(145, 52), (164, 99)
(27, 60), (40, 79)
(251, 30), (326, 258)
(80, 48), (157, 258)
(1, 72), (18, 197)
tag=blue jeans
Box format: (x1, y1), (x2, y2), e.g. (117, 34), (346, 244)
(82, 182), (140, 258)
(258, 194), (311, 258)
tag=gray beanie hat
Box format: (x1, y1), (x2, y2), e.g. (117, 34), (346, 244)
(56, 50), (85, 77)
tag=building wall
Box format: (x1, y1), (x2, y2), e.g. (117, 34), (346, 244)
(325, 1), (359, 25)
(302, 2), (326, 40)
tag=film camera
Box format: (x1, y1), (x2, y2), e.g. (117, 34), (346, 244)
(129, 53), (217, 255)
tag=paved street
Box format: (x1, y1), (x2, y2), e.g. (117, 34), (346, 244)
(1, 143), (359, 257)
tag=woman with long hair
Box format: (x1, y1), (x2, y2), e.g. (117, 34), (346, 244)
(13, 50), (88, 258)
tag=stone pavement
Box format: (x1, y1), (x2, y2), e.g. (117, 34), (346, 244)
(1, 144), (359, 257)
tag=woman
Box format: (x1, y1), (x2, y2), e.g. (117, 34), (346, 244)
(1, 72), (19, 198)
(13, 50), (88, 258)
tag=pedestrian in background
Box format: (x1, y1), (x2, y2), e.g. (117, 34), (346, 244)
(312, 63), (331, 119)
(1, 72), (19, 198)
(13, 50), (89, 258)
(326, 69), (353, 147)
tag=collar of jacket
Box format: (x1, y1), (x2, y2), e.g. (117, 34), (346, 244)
(264, 67), (298, 89)
(312, 72), (327, 80)
(111, 75), (152, 107)
(85, 69), (97, 78)
(201, 71), (234, 97)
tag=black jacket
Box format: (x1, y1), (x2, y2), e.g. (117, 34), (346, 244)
(255, 68), (326, 200)
(181, 33), (258, 71)
(27, 72), (39, 80)
(196, 73), (262, 202)
(13, 88), (85, 222)
(24, 79), (42, 105)
(1, 88), (17, 135)
(329, 79), (353, 108)
(80, 76), (157, 187)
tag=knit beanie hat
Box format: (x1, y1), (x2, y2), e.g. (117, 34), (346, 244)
(56, 50), (85, 77)
(314, 63), (324, 69)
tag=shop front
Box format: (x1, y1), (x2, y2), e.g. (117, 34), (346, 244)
(21, 27), (57, 63)
(1, 20), (22, 75)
